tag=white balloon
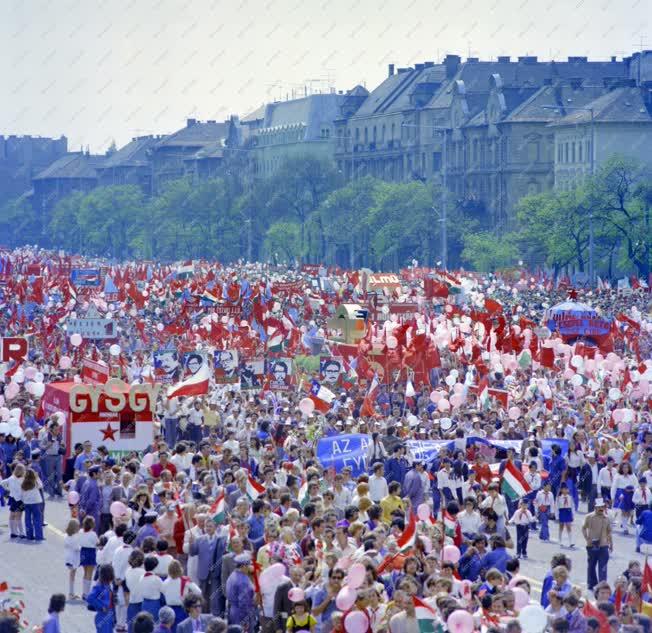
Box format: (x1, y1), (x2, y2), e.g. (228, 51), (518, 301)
(109, 344), (121, 356)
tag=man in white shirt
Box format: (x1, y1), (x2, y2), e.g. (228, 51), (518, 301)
(333, 474), (352, 511)
(597, 457), (617, 505)
(368, 462), (389, 503)
(186, 399), (204, 447)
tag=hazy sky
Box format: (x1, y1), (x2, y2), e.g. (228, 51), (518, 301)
(1, 0), (649, 152)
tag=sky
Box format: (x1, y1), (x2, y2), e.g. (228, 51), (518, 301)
(0, 0), (649, 152)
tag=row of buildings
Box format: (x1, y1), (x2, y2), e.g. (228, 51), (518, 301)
(2, 49), (651, 224)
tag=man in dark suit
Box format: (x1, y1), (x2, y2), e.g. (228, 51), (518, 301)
(188, 520), (227, 617)
(176, 594), (214, 633)
(579, 453), (601, 512)
(273, 564), (305, 632)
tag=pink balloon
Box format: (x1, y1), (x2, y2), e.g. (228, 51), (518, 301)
(508, 406), (521, 420)
(450, 394), (464, 409)
(417, 503), (431, 521)
(512, 586), (530, 610)
(442, 544), (461, 563)
(5, 383), (19, 400)
(447, 609), (474, 633)
(110, 501), (127, 517)
(346, 563), (366, 590)
(563, 368), (575, 380)
(24, 367), (37, 380)
(453, 383), (464, 394)
(618, 421), (631, 434)
(142, 453), (154, 468)
(573, 385), (586, 398)
(612, 409), (624, 422)
(336, 586), (357, 611)
(344, 610), (369, 633)
(59, 356), (72, 370)
(67, 490), (80, 505)
(288, 587), (305, 602)
(437, 399), (451, 412)
(429, 390), (441, 404)
(70, 333), (83, 347)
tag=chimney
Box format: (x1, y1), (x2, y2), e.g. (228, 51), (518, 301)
(497, 56), (510, 63)
(207, 119), (216, 124)
(518, 56), (538, 64)
(444, 54), (461, 79)
(397, 67), (410, 74)
(424, 61), (434, 67)
(567, 56), (588, 63)
(415, 63), (424, 71)
(186, 118), (197, 127)
(388, 63), (395, 77)
(611, 56), (617, 62)
(466, 57), (479, 63)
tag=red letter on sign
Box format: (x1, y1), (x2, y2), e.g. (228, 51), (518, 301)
(2, 338), (28, 363)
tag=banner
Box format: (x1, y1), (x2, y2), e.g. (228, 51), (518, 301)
(183, 351), (209, 378)
(81, 359), (110, 385)
(316, 434), (543, 477)
(266, 358), (292, 391)
(239, 358), (265, 389)
(153, 348), (182, 383)
(214, 349), (239, 384)
(316, 433), (371, 475)
(70, 268), (101, 286)
(320, 357), (343, 385)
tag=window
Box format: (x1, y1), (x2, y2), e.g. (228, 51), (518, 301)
(564, 142), (569, 163)
(579, 142), (583, 162)
(473, 139), (479, 164)
(381, 125), (386, 144)
(373, 126), (377, 143)
(571, 142), (575, 163)
(355, 128), (360, 142)
(364, 128), (368, 144)
(527, 140), (539, 163)
(432, 152), (442, 172)
(586, 140), (592, 162)
(527, 181), (539, 196)
(391, 123), (395, 140)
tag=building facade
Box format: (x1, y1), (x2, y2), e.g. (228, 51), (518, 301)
(0, 135), (67, 206)
(335, 50), (652, 225)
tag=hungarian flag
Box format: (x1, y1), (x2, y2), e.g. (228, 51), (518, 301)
(167, 362), (210, 399)
(501, 460), (532, 501)
(298, 480), (310, 507)
(396, 513), (417, 552)
(210, 492), (227, 524)
(246, 474), (265, 501)
(477, 376), (489, 408)
(442, 510), (462, 546)
(413, 596), (443, 633)
(309, 380), (336, 413)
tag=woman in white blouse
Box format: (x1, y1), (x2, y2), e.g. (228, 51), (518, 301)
(1, 463), (25, 538)
(479, 484), (508, 532)
(612, 461), (639, 534)
(162, 560), (201, 626)
(457, 498), (483, 538)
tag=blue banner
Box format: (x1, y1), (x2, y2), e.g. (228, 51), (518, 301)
(317, 434), (568, 476)
(71, 268), (101, 287)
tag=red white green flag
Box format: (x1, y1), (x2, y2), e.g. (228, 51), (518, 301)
(413, 596), (443, 633)
(396, 513), (417, 552)
(209, 492), (226, 524)
(501, 460), (532, 500)
(246, 474), (266, 501)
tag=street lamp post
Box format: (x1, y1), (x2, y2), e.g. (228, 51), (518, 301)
(542, 104), (596, 286)
(401, 122), (448, 269)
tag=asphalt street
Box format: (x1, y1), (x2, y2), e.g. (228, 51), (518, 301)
(0, 499), (643, 632)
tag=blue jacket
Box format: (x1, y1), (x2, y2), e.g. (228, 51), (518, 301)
(480, 547), (510, 573)
(459, 552), (483, 581)
(637, 509), (652, 542)
(385, 457), (408, 486)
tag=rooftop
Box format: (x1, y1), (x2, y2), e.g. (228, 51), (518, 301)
(33, 152), (104, 180)
(154, 119), (228, 148)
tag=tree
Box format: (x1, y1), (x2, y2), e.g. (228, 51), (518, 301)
(461, 231), (519, 271)
(0, 197), (41, 248)
(266, 155), (341, 261)
(264, 221), (301, 264)
(589, 156), (652, 278)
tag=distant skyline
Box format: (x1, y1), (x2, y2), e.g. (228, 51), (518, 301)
(1, 0), (649, 152)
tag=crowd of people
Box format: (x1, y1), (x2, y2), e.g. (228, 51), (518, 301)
(0, 248), (650, 633)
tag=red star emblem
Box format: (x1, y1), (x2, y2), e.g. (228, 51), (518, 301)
(100, 423), (117, 441)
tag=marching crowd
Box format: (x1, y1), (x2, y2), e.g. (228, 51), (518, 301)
(0, 249), (650, 633)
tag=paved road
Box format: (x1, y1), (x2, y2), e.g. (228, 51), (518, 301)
(0, 499), (643, 631)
